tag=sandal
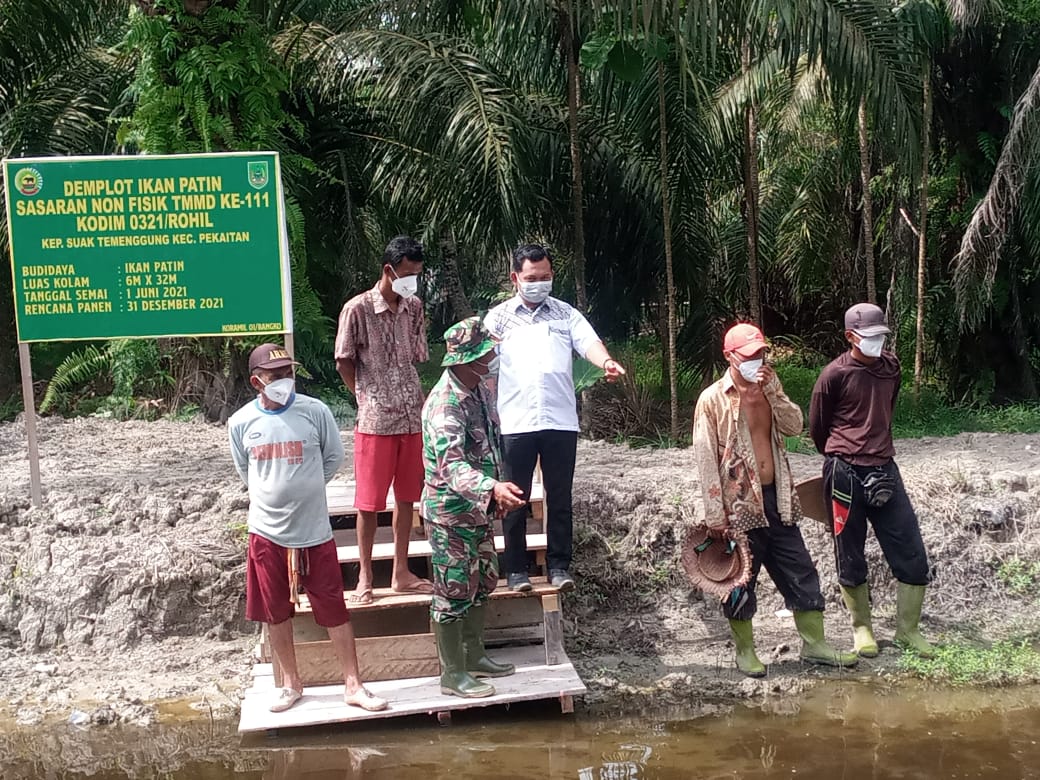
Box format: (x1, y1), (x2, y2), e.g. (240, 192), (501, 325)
(269, 687), (303, 713)
(348, 587), (374, 605)
(344, 687), (388, 712)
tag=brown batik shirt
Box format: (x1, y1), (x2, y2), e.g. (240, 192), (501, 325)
(692, 371), (805, 535)
(335, 285), (428, 435)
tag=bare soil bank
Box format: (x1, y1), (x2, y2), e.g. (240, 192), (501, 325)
(1, 415), (1039, 727)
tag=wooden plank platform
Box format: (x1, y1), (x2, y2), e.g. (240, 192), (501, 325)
(238, 643), (585, 733)
(326, 480), (545, 518)
(294, 578), (562, 614)
(335, 533), (547, 565)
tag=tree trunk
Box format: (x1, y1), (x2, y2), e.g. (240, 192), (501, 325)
(1010, 276), (1038, 399)
(914, 71), (931, 397)
(858, 99), (877, 304)
(657, 61), (680, 440)
(561, 1), (588, 313)
(741, 38), (762, 324)
(438, 231), (475, 321)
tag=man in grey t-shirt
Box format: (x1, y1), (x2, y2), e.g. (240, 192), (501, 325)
(229, 343), (387, 714)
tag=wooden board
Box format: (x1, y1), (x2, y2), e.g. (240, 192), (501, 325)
(239, 643), (585, 733)
(294, 577), (562, 615)
(335, 533), (548, 565)
(275, 634), (439, 686)
(327, 480), (544, 518)
(795, 475), (830, 526)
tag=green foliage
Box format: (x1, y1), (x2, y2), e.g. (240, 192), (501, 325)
(900, 640), (1040, 685)
(996, 558), (1040, 596)
(40, 339), (172, 418)
(119, 0), (301, 154)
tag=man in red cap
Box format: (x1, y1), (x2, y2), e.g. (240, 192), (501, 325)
(229, 343), (387, 714)
(692, 324), (856, 677)
(810, 303), (934, 659)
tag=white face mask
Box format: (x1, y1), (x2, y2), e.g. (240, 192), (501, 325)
(519, 280), (552, 304)
(858, 335), (885, 358)
(390, 267), (418, 299)
(262, 377), (295, 405)
(738, 358), (763, 383)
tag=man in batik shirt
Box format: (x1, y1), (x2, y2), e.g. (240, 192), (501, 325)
(421, 317), (526, 698)
(692, 323), (856, 677)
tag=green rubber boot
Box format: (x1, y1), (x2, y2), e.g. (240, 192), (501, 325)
(433, 620), (495, 698)
(793, 611), (859, 667)
(728, 619), (766, 678)
(893, 583), (936, 658)
(463, 605), (515, 678)
(839, 583), (880, 658)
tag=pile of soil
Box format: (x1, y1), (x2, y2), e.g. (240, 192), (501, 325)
(1, 416), (1038, 727)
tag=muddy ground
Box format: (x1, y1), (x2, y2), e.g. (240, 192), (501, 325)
(1, 414), (1039, 729)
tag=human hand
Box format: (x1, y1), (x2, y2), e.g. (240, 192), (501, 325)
(756, 364), (777, 385)
(603, 358), (626, 383)
(492, 481), (525, 513)
(706, 523), (729, 540)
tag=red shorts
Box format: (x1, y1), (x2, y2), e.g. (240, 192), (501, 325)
(353, 431), (423, 511)
(245, 535), (349, 628)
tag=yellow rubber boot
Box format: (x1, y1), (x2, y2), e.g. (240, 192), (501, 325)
(793, 611), (859, 667)
(839, 583), (880, 658)
(728, 619), (766, 678)
(893, 583), (936, 658)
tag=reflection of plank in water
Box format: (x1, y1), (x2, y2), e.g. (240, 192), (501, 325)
(579, 744), (653, 780)
(239, 643), (585, 733)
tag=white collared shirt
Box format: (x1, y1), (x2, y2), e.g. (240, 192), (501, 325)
(484, 295), (601, 435)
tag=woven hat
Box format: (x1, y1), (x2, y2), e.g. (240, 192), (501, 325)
(795, 476), (830, 526)
(681, 526), (752, 599)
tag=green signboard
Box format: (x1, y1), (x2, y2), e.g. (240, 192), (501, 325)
(2, 152), (291, 342)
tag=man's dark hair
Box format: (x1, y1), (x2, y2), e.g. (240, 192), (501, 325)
(383, 235), (424, 269)
(511, 243), (553, 273)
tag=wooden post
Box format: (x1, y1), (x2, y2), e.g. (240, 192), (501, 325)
(18, 343), (43, 507)
(542, 593), (564, 666)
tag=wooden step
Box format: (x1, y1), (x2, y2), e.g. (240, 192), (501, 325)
(239, 643), (585, 733)
(326, 479), (545, 519)
(335, 533), (547, 565)
(295, 577), (561, 615)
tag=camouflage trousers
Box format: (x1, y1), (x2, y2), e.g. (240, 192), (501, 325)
(429, 522), (499, 624)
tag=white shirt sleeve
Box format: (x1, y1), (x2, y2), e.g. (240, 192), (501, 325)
(568, 306), (600, 358)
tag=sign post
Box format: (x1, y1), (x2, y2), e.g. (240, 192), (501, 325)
(3, 152), (293, 505)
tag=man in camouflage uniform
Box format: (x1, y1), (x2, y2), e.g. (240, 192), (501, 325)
(421, 316), (526, 698)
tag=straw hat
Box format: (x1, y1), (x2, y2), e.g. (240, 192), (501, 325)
(795, 476), (830, 526)
(681, 526), (752, 599)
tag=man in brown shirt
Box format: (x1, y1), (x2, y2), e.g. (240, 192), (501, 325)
(809, 303), (934, 658)
(335, 235), (432, 603)
(693, 323), (856, 677)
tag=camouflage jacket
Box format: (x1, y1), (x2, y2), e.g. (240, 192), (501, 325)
(421, 369), (502, 527)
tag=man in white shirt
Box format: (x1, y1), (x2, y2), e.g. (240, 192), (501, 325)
(484, 244), (625, 592)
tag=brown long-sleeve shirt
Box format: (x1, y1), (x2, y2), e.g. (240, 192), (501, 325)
(809, 351), (900, 466)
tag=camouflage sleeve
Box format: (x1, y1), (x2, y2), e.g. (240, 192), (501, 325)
(432, 402), (496, 507)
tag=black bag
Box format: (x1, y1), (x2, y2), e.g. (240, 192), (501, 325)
(858, 469), (896, 508)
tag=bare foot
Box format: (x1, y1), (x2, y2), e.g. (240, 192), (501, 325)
(391, 572), (433, 594)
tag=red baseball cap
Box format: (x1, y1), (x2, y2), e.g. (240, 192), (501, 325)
(723, 323), (767, 358)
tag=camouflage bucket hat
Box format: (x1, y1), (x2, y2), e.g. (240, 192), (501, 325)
(441, 316), (496, 367)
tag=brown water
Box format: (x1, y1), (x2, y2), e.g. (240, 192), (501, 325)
(3, 683), (1040, 779)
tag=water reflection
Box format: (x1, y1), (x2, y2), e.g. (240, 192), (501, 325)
(4, 684), (1040, 778)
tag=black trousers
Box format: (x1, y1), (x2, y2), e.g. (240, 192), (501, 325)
(500, 429), (577, 574)
(723, 484), (826, 621)
(823, 456), (930, 588)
